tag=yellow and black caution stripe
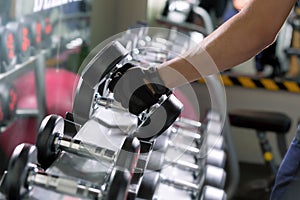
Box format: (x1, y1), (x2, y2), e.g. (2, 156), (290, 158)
(198, 75), (300, 93)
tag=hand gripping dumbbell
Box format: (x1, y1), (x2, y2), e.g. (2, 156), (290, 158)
(72, 40), (183, 141)
(0, 82), (18, 127)
(36, 114), (140, 175)
(1, 143), (131, 200)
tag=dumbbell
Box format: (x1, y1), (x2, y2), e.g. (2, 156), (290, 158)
(22, 15), (43, 53)
(147, 151), (226, 189)
(73, 40), (183, 141)
(153, 134), (201, 157)
(36, 114), (140, 173)
(117, 29), (139, 51)
(138, 170), (197, 199)
(171, 116), (223, 147)
(152, 133), (203, 171)
(138, 171), (227, 200)
(160, 127), (226, 167)
(153, 135), (226, 167)
(172, 119), (226, 168)
(207, 133), (225, 150)
(0, 27), (17, 72)
(201, 185), (227, 200)
(138, 169), (208, 200)
(6, 21), (31, 63)
(2, 143), (131, 200)
(147, 150), (203, 188)
(174, 117), (202, 130)
(95, 92), (183, 142)
(40, 16), (53, 49)
(0, 82), (18, 127)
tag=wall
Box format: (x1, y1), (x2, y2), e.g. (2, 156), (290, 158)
(90, 0), (147, 48)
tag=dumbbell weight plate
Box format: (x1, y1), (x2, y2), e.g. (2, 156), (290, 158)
(134, 94), (183, 141)
(22, 15), (43, 52)
(137, 170), (160, 199)
(36, 114), (64, 170)
(115, 136), (140, 174)
(6, 22), (31, 63)
(4, 143), (37, 200)
(0, 27), (17, 71)
(41, 17), (52, 49)
(106, 167), (131, 200)
(201, 185), (227, 200)
(72, 41), (129, 125)
(0, 82), (18, 126)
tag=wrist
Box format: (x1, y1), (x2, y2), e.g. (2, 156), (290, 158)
(144, 66), (171, 97)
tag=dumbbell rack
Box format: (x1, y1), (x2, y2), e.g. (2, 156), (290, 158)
(0, 108), (227, 200)
(0, 51), (47, 133)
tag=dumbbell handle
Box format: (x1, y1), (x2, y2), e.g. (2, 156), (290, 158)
(96, 96), (126, 111)
(175, 118), (202, 129)
(160, 174), (199, 192)
(54, 136), (116, 163)
(169, 141), (200, 156)
(171, 127), (201, 140)
(164, 158), (199, 171)
(27, 167), (102, 199)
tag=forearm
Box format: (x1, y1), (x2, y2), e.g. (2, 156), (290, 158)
(158, 0), (296, 88)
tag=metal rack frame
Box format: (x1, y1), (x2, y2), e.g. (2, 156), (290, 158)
(0, 51), (46, 133)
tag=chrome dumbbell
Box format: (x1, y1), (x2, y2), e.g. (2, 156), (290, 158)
(172, 117), (225, 154)
(36, 114), (140, 175)
(153, 134), (201, 157)
(147, 151), (226, 189)
(1, 143), (131, 200)
(138, 171), (227, 200)
(170, 115), (223, 149)
(201, 185), (227, 200)
(138, 170), (210, 200)
(153, 133), (226, 168)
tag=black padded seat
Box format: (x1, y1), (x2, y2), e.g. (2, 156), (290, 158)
(229, 109), (291, 134)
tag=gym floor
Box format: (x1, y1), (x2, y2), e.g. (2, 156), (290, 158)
(233, 162), (274, 200)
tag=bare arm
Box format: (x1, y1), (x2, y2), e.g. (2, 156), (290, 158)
(158, 0), (297, 88)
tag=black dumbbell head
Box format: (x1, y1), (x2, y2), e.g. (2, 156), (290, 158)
(36, 114), (64, 170)
(147, 151), (165, 171)
(0, 27), (17, 70)
(4, 143), (37, 200)
(137, 170), (160, 199)
(6, 22), (31, 63)
(22, 15), (43, 52)
(106, 167), (131, 200)
(0, 82), (18, 126)
(115, 136), (140, 173)
(134, 94), (183, 141)
(152, 135), (169, 152)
